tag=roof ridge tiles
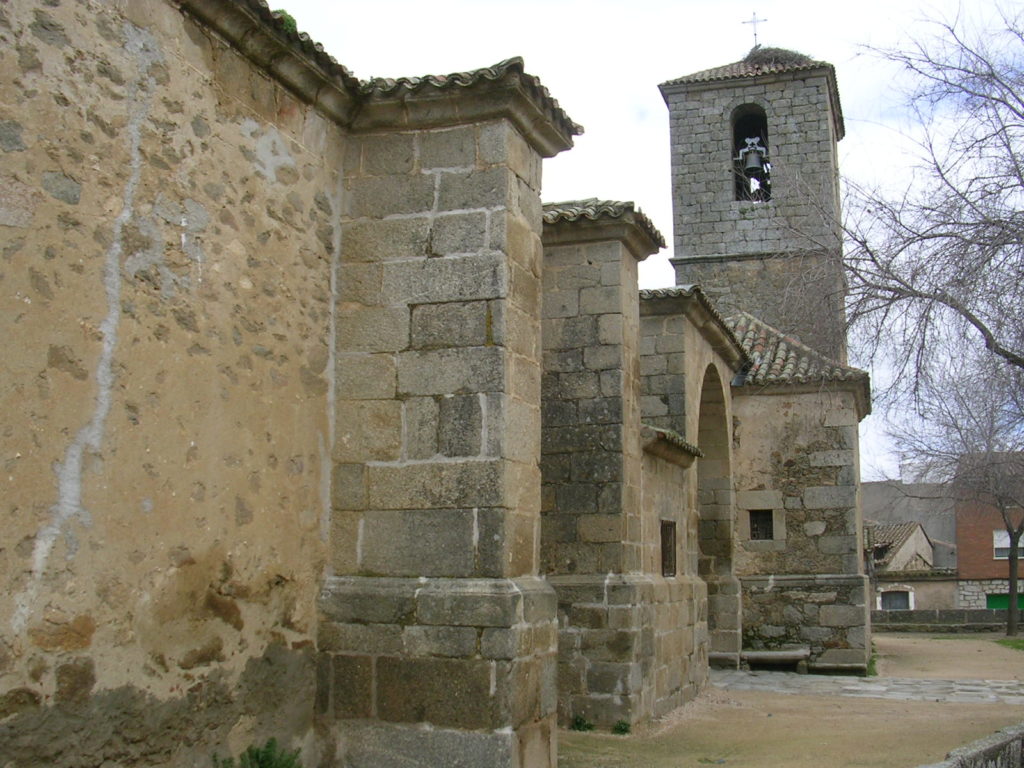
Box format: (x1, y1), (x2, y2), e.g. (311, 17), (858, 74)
(662, 52), (832, 88)
(542, 199), (666, 248)
(361, 57), (583, 139)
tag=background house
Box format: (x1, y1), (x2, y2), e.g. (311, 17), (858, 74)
(862, 481), (958, 611)
(863, 477), (1024, 614)
(956, 499), (1024, 610)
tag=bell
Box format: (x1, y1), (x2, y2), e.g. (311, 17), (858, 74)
(744, 148), (764, 171)
(740, 137), (766, 171)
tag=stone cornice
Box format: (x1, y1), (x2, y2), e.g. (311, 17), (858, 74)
(542, 201), (663, 261)
(732, 378), (872, 421)
(353, 60), (578, 157)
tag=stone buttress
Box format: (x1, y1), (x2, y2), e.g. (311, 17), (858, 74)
(318, 60), (579, 766)
(540, 202), (718, 726)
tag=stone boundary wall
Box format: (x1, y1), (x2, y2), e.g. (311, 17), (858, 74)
(872, 609), (1007, 633)
(917, 723), (1024, 768)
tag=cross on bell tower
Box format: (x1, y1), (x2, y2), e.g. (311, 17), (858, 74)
(742, 12), (768, 47)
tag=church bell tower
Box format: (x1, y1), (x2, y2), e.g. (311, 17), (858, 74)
(660, 47), (847, 361)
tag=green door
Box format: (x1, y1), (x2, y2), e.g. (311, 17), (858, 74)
(985, 593), (1024, 610)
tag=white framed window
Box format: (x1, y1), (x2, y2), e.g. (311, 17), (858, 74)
(877, 585), (915, 610)
(993, 530), (1020, 559)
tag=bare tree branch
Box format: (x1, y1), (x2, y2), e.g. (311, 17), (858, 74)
(845, 11), (1024, 398)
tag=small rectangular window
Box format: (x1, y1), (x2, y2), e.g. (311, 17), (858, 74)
(880, 591), (910, 610)
(993, 530), (1020, 560)
(660, 520), (677, 577)
(749, 509), (773, 541)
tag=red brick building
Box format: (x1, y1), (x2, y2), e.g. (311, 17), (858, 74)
(955, 500), (1024, 609)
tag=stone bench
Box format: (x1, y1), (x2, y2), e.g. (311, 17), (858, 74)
(741, 647), (811, 674)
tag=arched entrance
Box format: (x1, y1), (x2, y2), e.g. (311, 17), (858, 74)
(696, 365), (742, 664)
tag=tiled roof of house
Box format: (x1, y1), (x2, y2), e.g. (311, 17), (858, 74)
(724, 312), (867, 386)
(543, 199), (665, 249)
(866, 522), (920, 567)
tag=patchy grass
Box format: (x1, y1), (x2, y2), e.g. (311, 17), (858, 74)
(996, 637), (1024, 652)
(866, 642), (878, 676)
(570, 715), (595, 732)
(213, 739), (301, 768)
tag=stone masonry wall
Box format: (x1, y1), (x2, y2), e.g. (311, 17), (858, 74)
(640, 451), (708, 715)
(731, 389), (869, 668)
(541, 224), (647, 727)
(918, 723), (1024, 768)
(662, 70), (842, 260)
(318, 117), (559, 767)
(958, 580), (1017, 609)
(732, 391), (862, 577)
(872, 608), (1006, 632)
(742, 574), (868, 668)
(675, 252), (846, 361)
(638, 309), (686, 436)
(541, 234), (643, 577)
(640, 290), (747, 664)
(1, 1), (341, 763)
(540, 216), (707, 727)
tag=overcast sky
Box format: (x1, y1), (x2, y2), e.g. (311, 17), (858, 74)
(279, 0), (997, 479)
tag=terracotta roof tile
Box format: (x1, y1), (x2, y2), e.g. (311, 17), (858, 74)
(866, 522), (921, 567)
(362, 57), (582, 140)
(663, 58), (827, 87)
(641, 424), (703, 458)
(660, 47), (845, 140)
(724, 312), (867, 386)
(663, 47), (823, 86)
(543, 199), (665, 249)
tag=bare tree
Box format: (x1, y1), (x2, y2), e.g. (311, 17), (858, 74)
(844, 9), (1024, 395)
(892, 351), (1024, 635)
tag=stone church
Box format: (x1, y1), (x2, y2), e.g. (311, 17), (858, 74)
(0, 1), (870, 766)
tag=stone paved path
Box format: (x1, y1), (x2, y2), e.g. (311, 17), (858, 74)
(712, 668), (1024, 705)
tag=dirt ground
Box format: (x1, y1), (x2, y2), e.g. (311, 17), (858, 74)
(559, 633), (1024, 768)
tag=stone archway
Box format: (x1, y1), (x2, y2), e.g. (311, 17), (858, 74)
(696, 365), (742, 664)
